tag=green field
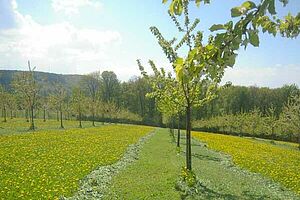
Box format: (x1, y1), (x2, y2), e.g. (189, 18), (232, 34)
(0, 119), (153, 199)
(193, 131), (300, 195)
(0, 118), (105, 135)
(105, 129), (299, 199)
(0, 119), (299, 199)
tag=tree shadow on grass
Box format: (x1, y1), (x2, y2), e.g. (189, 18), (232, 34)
(192, 152), (221, 162)
(176, 141), (203, 147)
(180, 181), (272, 200)
(241, 191), (271, 200)
(195, 182), (239, 200)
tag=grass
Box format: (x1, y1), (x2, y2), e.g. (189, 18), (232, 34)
(193, 131), (300, 195)
(105, 129), (299, 199)
(1, 118), (299, 199)
(0, 121), (153, 199)
(104, 129), (183, 199)
(248, 136), (299, 150)
(0, 118), (105, 135)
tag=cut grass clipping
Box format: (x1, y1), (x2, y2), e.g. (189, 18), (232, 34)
(0, 124), (153, 199)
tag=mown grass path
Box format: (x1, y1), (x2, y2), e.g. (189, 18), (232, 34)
(193, 131), (300, 195)
(105, 128), (299, 199)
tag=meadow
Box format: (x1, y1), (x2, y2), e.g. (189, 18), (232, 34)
(0, 119), (153, 199)
(193, 131), (300, 195)
(1, 118), (299, 199)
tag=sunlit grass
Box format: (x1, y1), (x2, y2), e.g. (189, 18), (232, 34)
(0, 118), (104, 135)
(193, 131), (300, 195)
(0, 121), (153, 199)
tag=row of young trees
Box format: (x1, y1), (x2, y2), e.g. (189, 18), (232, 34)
(0, 0), (298, 173)
(0, 63), (143, 130)
(193, 94), (300, 148)
(140, 0), (300, 172)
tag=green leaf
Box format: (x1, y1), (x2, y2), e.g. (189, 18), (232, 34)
(175, 58), (184, 80)
(231, 7), (242, 17)
(227, 54), (237, 67)
(195, 0), (201, 7)
(209, 24), (225, 32)
(169, 1), (174, 15)
(170, 0), (183, 15)
(268, 0), (277, 15)
(248, 30), (260, 47)
(242, 1), (256, 10)
(206, 44), (215, 51)
(162, 0), (168, 4)
(225, 21), (233, 30)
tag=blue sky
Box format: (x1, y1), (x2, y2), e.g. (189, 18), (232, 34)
(0, 0), (299, 88)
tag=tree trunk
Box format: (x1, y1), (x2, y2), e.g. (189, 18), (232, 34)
(177, 115), (180, 147)
(79, 111), (82, 128)
(3, 106), (7, 122)
(43, 107), (46, 122)
(25, 109), (29, 122)
(186, 104), (192, 170)
(298, 134), (300, 150)
(10, 110), (13, 119)
(92, 111), (95, 126)
(172, 117), (175, 135)
(29, 105), (35, 130)
(60, 104), (64, 129)
(56, 110), (59, 121)
(102, 113), (104, 125)
(79, 104), (82, 128)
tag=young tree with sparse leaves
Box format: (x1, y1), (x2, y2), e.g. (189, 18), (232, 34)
(71, 87), (85, 128)
(52, 83), (67, 129)
(265, 105), (278, 139)
(12, 61), (39, 130)
(82, 71), (101, 126)
(0, 85), (9, 122)
(280, 95), (300, 150)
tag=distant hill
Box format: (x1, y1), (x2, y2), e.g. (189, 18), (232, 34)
(0, 70), (83, 92)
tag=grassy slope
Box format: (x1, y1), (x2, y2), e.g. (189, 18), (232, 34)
(106, 129), (299, 199)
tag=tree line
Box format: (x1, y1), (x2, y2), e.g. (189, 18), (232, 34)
(0, 62), (163, 130)
(193, 93), (300, 146)
(0, 65), (299, 145)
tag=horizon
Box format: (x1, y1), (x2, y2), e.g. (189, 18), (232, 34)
(1, 68), (299, 89)
(0, 0), (300, 87)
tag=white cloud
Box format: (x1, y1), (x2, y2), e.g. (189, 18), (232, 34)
(52, 0), (102, 15)
(223, 65), (300, 88)
(0, 0), (121, 74)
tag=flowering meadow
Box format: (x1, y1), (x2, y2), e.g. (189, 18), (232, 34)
(193, 131), (300, 195)
(0, 123), (153, 199)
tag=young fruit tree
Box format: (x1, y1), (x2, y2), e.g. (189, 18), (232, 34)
(139, 0), (299, 170)
(71, 87), (85, 128)
(53, 83), (67, 129)
(0, 85), (9, 122)
(138, 62), (185, 147)
(7, 94), (17, 119)
(12, 61), (39, 130)
(82, 71), (101, 126)
(280, 94), (300, 150)
(265, 105), (278, 139)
